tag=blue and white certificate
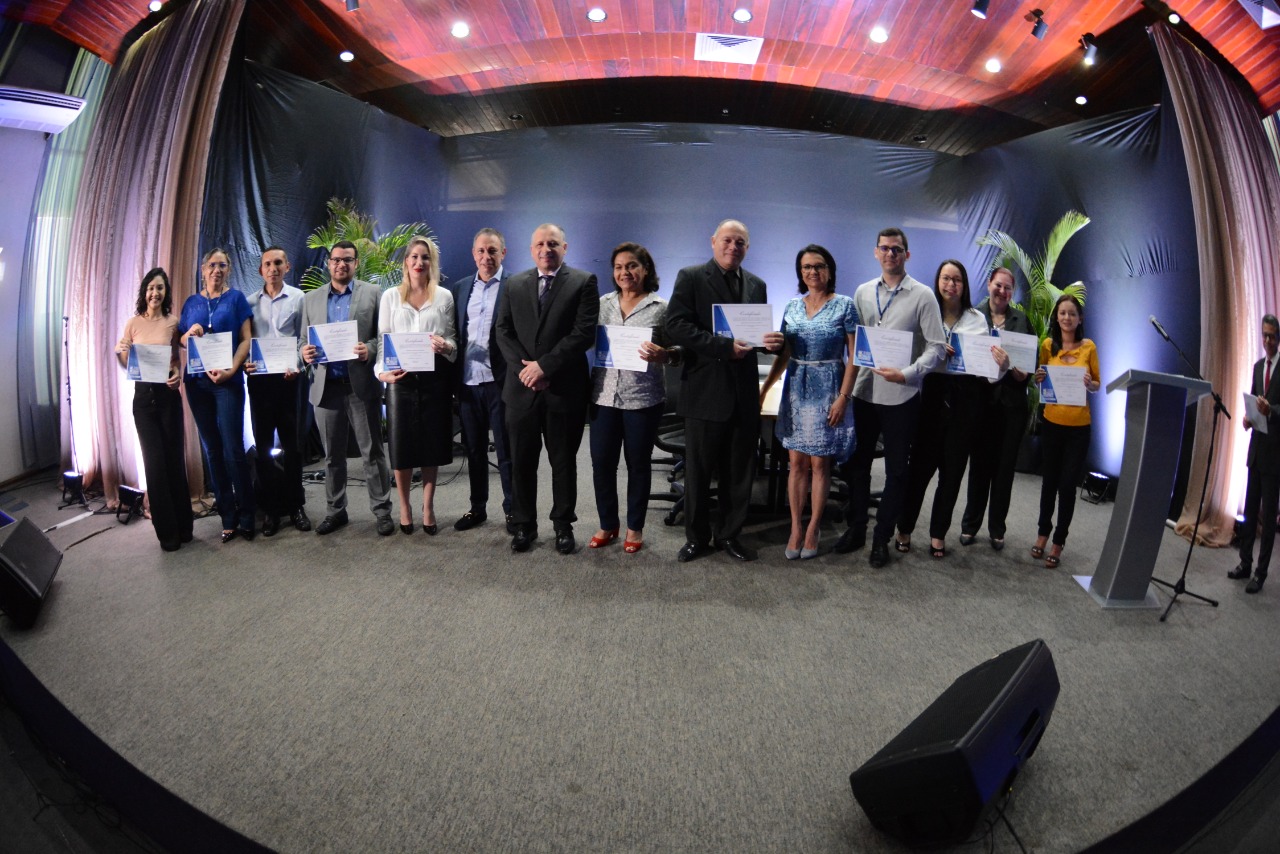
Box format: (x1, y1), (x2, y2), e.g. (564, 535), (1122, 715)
(126, 344), (173, 383)
(594, 325), (651, 372)
(382, 332), (435, 372)
(713, 304), (773, 347)
(945, 332), (999, 379)
(250, 336), (299, 374)
(1041, 365), (1087, 406)
(307, 320), (358, 363)
(997, 329), (1039, 374)
(854, 325), (912, 369)
(186, 332), (233, 375)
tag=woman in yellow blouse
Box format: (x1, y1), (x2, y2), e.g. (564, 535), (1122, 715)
(1031, 294), (1100, 568)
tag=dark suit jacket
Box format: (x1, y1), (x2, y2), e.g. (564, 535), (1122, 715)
(298, 278), (382, 405)
(662, 259), (768, 422)
(494, 264), (599, 412)
(975, 298), (1034, 410)
(450, 274), (507, 392)
(1247, 355), (1280, 474)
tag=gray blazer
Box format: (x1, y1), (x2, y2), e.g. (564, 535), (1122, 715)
(299, 278), (382, 405)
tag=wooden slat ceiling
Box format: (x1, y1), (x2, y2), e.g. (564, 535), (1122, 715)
(6, 0), (1280, 154)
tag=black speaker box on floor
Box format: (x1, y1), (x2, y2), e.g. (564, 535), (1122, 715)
(0, 517), (63, 629)
(849, 639), (1059, 848)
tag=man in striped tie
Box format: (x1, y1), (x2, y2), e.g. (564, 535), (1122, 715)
(1232, 313), (1280, 594)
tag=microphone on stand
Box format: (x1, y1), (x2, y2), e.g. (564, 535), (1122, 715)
(1149, 315), (1171, 342)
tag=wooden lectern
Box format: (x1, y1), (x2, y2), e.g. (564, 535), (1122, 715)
(1080, 370), (1211, 608)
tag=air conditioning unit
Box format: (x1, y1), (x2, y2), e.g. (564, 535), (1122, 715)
(0, 87), (86, 134)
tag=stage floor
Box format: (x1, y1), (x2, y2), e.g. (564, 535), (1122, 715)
(2, 453), (1279, 853)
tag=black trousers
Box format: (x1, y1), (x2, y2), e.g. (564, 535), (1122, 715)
(132, 383), (193, 548)
(1037, 420), (1091, 546)
(963, 400), (1028, 539)
(842, 395), (920, 545)
(898, 376), (983, 540)
(506, 398), (586, 530)
(683, 405), (759, 545)
(247, 373), (306, 517)
(1239, 467), (1280, 579)
(458, 381), (512, 516)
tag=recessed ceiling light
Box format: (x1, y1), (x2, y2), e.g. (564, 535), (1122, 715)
(148, 0), (162, 10)
(732, 9), (753, 24)
(587, 7), (607, 23)
(1168, 13), (1181, 24)
(971, 0), (990, 19)
(509, 113), (524, 121)
(985, 57), (1002, 73)
(869, 26), (889, 44)
(339, 50), (355, 63)
(451, 21), (470, 38)
(722, 108), (730, 115)
(345, 0), (359, 11)
(1076, 95), (1088, 105)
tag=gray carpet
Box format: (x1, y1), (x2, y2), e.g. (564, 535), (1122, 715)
(2, 442), (1278, 853)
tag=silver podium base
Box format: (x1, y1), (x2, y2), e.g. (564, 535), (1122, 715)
(1074, 575), (1162, 609)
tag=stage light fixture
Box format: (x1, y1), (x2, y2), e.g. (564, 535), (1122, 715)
(1076, 95), (1088, 105)
(869, 25), (889, 44)
(61, 471), (85, 508)
(985, 57), (1002, 73)
(1169, 13), (1181, 24)
(345, 0), (358, 11)
(1029, 9), (1048, 40)
(451, 21), (470, 38)
(971, 0), (990, 19)
(338, 50), (355, 63)
(733, 8), (753, 24)
(1080, 33), (1098, 65)
(118, 485), (145, 524)
(587, 7), (607, 22)
(1081, 471), (1113, 504)
(148, 0), (163, 11)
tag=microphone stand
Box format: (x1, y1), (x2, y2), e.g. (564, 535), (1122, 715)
(1150, 321), (1221, 621)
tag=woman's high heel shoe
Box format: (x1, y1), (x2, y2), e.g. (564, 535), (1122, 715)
(588, 529), (619, 548)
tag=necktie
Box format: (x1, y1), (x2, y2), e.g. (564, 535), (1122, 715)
(538, 275), (552, 307)
(1267, 359), (1273, 394)
(726, 270), (742, 303)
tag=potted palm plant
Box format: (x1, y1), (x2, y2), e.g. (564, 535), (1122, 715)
(299, 197), (432, 291)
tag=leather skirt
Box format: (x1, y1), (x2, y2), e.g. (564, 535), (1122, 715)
(385, 370), (454, 469)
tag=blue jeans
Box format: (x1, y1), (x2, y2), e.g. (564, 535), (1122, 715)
(458, 381), (513, 515)
(589, 403), (663, 532)
(186, 374), (254, 530)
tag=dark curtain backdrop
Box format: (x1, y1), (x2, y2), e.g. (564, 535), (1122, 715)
(200, 62), (1198, 478)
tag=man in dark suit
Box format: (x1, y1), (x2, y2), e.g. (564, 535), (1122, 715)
(495, 223), (599, 554)
(299, 240), (394, 536)
(663, 219), (783, 562)
(1231, 313), (1280, 593)
(450, 227), (515, 534)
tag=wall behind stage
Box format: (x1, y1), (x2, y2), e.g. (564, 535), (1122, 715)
(202, 62), (1199, 476)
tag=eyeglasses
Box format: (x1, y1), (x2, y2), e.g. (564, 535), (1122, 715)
(876, 245), (906, 256)
(801, 263), (829, 273)
(939, 275), (964, 284)
(329, 256), (357, 266)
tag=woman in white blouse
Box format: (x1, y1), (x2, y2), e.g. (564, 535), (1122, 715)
(378, 235), (458, 535)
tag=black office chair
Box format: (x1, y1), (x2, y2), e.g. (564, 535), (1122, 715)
(650, 364), (687, 526)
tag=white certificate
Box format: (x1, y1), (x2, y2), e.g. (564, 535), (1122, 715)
(945, 332), (1000, 379)
(998, 330), (1039, 374)
(594, 325), (652, 373)
(1245, 393), (1269, 434)
(308, 320), (359, 363)
(186, 332), (233, 374)
(854, 325), (913, 369)
(1041, 365), (1088, 406)
(250, 336), (299, 374)
(382, 332), (436, 372)
(713, 303), (774, 347)
(126, 344), (173, 383)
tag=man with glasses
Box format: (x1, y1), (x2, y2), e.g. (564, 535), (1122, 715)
(299, 240), (395, 536)
(835, 227), (947, 567)
(1231, 314), (1280, 594)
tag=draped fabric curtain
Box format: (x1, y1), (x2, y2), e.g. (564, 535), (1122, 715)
(1150, 23), (1280, 545)
(61, 0), (245, 502)
(17, 50), (111, 474)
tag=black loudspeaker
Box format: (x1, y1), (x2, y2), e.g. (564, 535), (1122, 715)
(849, 639), (1060, 848)
(0, 518), (64, 629)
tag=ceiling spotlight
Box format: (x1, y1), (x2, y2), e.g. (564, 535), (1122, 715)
(509, 113), (524, 121)
(345, 0), (358, 11)
(1029, 9), (1048, 40)
(985, 57), (1002, 73)
(733, 8), (753, 24)
(1080, 33), (1098, 65)
(339, 50), (355, 62)
(971, 0), (990, 19)
(1169, 13), (1181, 24)
(451, 21), (470, 38)
(869, 26), (889, 44)
(148, 0), (163, 11)
(587, 7), (607, 23)
(1076, 95), (1088, 105)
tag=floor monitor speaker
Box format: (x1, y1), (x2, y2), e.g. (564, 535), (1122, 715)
(849, 639), (1059, 847)
(0, 517), (63, 629)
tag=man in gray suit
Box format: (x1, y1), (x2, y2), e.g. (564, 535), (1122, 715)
(664, 219), (783, 563)
(299, 240), (394, 536)
(495, 223), (599, 554)
(1231, 314), (1280, 593)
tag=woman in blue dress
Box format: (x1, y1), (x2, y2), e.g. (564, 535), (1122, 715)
(761, 244), (858, 559)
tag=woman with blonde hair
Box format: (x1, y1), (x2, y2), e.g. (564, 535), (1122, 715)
(377, 236), (458, 534)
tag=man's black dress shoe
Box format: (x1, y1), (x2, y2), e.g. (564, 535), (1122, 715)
(454, 510), (486, 531)
(512, 527), (537, 552)
(1228, 563), (1252, 580)
(677, 542), (711, 562)
(292, 508), (312, 532)
(1247, 575), (1266, 594)
(238, 527), (255, 542)
(716, 538), (754, 562)
(833, 528), (866, 554)
(869, 540), (890, 568)
(376, 516), (395, 536)
(506, 514), (518, 534)
(555, 528), (575, 555)
(261, 516), (280, 537)
(316, 511), (349, 535)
